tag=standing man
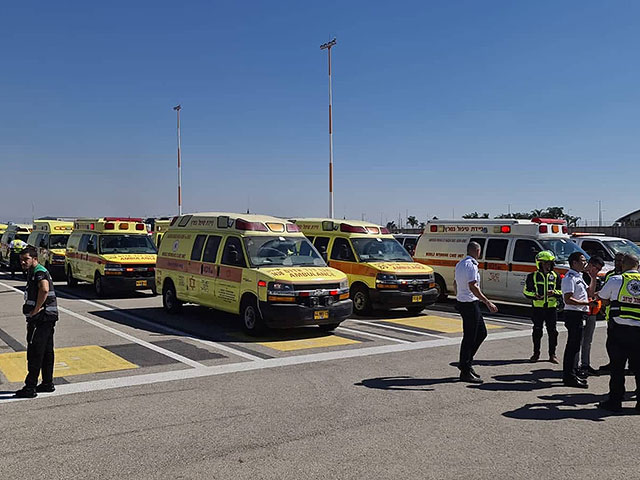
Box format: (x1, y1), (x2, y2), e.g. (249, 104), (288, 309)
(596, 253), (640, 412)
(561, 252), (592, 388)
(454, 241), (498, 384)
(523, 250), (561, 364)
(14, 246), (59, 399)
(577, 256), (605, 376)
(599, 252), (624, 374)
(8, 236), (27, 278)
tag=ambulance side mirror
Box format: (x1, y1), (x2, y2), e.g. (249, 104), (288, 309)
(87, 242), (97, 254)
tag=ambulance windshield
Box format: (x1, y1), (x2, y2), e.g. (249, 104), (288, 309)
(244, 236), (325, 267)
(539, 239), (588, 264)
(604, 240), (640, 257)
(351, 238), (413, 262)
(99, 235), (157, 254)
(49, 234), (69, 249)
(15, 234), (30, 242)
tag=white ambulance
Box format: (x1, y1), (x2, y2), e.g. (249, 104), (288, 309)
(571, 233), (640, 263)
(413, 218), (598, 304)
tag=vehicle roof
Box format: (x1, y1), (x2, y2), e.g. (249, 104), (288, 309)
(575, 235), (631, 242)
(5, 224), (32, 231)
(33, 219), (74, 232)
(426, 219), (554, 226)
(169, 212), (304, 235)
(292, 217), (384, 228)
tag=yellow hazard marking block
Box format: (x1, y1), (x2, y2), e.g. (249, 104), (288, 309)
(0, 345), (138, 383)
(258, 335), (360, 352)
(385, 315), (503, 333)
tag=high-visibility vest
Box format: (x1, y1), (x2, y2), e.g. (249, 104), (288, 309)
(603, 269), (620, 321)
(609, 272), (640, 324)
(523, 270), (562, 308)
(10, 239), (26, 253)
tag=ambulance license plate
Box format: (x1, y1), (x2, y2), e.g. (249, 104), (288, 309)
(136, 280), (148, 287)
(412, 295), (422, 303)
(314, 310), (329, 320)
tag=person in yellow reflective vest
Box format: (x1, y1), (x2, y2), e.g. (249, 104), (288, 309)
(8, 238), (28, 278)
(596, 253), (640, 412)
(523, 250), (562, 363)
(598, 252), (624, 374)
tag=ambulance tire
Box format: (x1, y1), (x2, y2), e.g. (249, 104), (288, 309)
(66, 266), (78, 287)
(162, 281), (182, 313)
(241, 296), (265, 336)
(435, 275), (447, 302)
(94, 273), (108, 298)
(351, 285), (372, 316)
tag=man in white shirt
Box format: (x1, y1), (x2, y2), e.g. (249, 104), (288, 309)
(561, 252), (593, 388)
(454, 241), (498, 384)
(596, 254), (640, 412)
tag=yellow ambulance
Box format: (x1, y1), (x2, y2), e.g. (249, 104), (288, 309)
(290, 218), (438, 315)
(27, 219), (74, 278)
(65, 217), (157, 297)
(0, 224), (7, 236)
(0, 224), (32, 268)
(155, 213), (352, 334)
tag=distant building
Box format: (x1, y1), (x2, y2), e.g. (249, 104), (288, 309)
(616, 209), (640, 226)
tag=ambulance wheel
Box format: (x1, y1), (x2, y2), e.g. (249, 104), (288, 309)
(351, 285), (372, 315)
(406, 306), (425, 315)
(435, 275), (447, 302)
(162, 281), (182, 313)
(318, 323), (340, 332)
(94, 273), (108, 298)
(66, 266), (78, 287)
(241, 297), (265, 336)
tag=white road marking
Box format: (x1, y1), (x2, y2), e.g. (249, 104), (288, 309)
(0, 280), (205, 369)
(0, 326), (539, 403)
(337, 326), (410, 344)
(348, 319), (447, 339)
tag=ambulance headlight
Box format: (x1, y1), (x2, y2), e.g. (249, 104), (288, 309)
(376, 273), (397, 283)
(339, 279), (349, 290)
(267, 282), (294, 294)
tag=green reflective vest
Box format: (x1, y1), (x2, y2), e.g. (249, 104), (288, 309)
(609, 272), (640, 324)
(524, 270), (562, 308)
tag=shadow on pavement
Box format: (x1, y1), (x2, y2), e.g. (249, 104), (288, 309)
(469, 368), (562, 392)
(355, 376), (460, 391)
(450, 359), (533, 368)
(502, 392), (639, 421)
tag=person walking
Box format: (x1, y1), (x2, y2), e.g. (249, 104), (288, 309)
(576, 256), (605, 376)
(596, 253), (640, 412)
(561, 251), (593, 388)
(523, 250), (561, 364)
(14, 246), (59, 399)
(454, 241), (498, 384)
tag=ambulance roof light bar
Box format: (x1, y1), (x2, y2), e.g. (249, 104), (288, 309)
(572, 232), (606, 237)
(531, 217), (566, 225)
(103, 217), (143, 222)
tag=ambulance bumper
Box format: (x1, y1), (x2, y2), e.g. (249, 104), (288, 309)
(370, 287), (439, 309)
(102, 276), (157, 292)
(259, 299), (353, 328)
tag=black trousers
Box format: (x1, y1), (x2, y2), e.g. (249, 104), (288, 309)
(25, 320), (56, 388)
(563, 311), (586, 380)
(9, 251), (21, 276)
(607, 322), (640, 403)
(457, 301), (487, 373)
(531, 307), (558, 356)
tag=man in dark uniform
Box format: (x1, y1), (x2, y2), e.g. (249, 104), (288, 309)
(14, 246), (59, 399)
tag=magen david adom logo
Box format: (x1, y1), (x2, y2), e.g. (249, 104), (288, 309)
(627, 280), (640, 296)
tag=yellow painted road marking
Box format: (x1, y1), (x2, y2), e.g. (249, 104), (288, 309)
(0, 345), (138, 383)
(258, 335), (360, 352)
(385, 315), (503, 333)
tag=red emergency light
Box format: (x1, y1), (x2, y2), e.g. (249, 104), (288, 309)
(380, 227), (391, 234)
(257, 280), (267, 287)
(539, 225), (548, 233)
(340, 223), (367, 233)
(135, 224), (145, 231)
(531, 218), (566, 225)
(105, 223), (115, 230)
(89, 223), (95, 230)
(104, 217), (143, 222)
(500, 226), (511, 233)
(430, 225), (438, 232)
(236, 219), (268, 231)
(286, 223), (301, 233)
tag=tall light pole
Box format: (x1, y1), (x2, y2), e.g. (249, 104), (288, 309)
(320, 38), (336, 218)
(173, 105), (183, 216)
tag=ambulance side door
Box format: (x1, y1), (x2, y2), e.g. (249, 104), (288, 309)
(198, 235), (222, 307)
(76, 234), (91, 281)
(184, 234), (207, 302)
(480, 238), (510, 299)
(215, 236), (246, 313)
(508, 238), (542, 302)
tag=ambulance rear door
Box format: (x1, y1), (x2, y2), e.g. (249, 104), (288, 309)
(478, 237), (511, 298)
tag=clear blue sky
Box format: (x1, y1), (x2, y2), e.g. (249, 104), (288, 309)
(1, 1), (638, 225)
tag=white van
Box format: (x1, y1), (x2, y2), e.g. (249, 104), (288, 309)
(571, 234), (640, 263)
(413, 218), (602, 304)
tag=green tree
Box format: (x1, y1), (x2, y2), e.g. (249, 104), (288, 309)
(407, 215), (419, 227)
(462, 212), (489, 219)
(386, 221), (397, 231)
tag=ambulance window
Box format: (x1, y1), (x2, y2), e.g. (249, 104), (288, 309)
(307, 236), (315, 243)
(190, 235), (207, 261)
(314, 237), (330, 257)
(331, 238), (356, 262)
(78, 234), (90, 252)
(35, 234), (45, 248)
(581, 240), (611, 261)
(87, 235), (98, 254)
(513, 239), (541, 263)
(202, 236), (222, 263)
(485, 239), (508, 261)
(221, 237), (246, 267)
